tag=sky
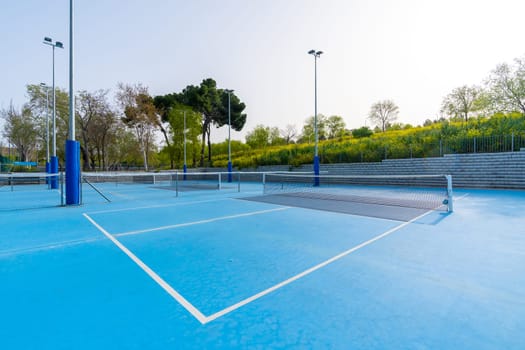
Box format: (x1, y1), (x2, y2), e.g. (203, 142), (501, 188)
(1, 0), (525, 144)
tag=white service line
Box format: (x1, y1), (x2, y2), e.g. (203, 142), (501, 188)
(83, 213), (208, 324)
(203, 209), (435, 323)
(114, 207), (290, 237)
(0, 237), (103, 258)
(85, 197), (236, 215)
(83, 205), (445, 325)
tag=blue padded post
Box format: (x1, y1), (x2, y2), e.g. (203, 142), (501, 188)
(227, 161), (233, 183)
(65, 140), (81, 205)
(313, 155), (320, 187)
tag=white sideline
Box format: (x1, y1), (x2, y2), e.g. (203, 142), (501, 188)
(203, 209), (435, 323)
(83, 213), (208, 324)
(83, 206), (442, 324)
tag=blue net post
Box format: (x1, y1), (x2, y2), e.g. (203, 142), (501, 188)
(65, 140), (81, 205)
(183, 164), (187, 180)
(50, 156), (59, 189)
(313, 155), (320, 186)
(227, 161), (233, 183)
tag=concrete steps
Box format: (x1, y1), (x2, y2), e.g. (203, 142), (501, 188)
(298, 152), (525, 189)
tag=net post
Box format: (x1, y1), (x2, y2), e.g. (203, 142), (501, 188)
(262, 172), (266, 194)
(218, 172), (222, 190)
(175, 171), (179, 197)
(237, 171), (241, 192)
(50, 156), (59, 189)
(79, 167), (83, 205)
(445, 175), (453, 212)
(60, 171), (65, 206)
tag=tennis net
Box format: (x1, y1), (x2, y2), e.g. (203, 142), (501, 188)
(0, 172), (64, 210)
(261, 173), (453, 213)
(81, 171), (240, 202)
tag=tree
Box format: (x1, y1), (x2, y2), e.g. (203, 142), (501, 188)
(326, 115), (346, 139)
(352, 126), (373, 138)
(246, 125), (271, 149)
(25, 84), (69, 160)
(166, 106), (202, 168)
(440, 85), (483, 122)
(368, 100), (399, 132)
(280, 124), (297, 144)
(1, 103), (38, 162)
(485, 57), (525, 115)
(76, 89), (117, 170)
(90, 108), (120, 170)
(299, 114), (327, 143)
(155, 79), (247, 166)
(116, 83), (159, 171)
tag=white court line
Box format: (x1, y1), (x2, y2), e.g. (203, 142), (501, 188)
(85, 197), (236, 215)
(83, 205), (446, 325)
(114, 207), (290, 237)
(83, 213), (208, 324)
(0, 237), (103, 258)
(203, 209), (435, 323)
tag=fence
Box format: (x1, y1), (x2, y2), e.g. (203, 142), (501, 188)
(318, 133), (525, 164)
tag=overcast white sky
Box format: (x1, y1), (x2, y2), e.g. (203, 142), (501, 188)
(1, 0), (524, 143)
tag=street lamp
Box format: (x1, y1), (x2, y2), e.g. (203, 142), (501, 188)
(225, 89), (234, 183)
(183, 110), (187, 179)
(64, 0), (81, 205)
(40, 83), (50, 178)
(43, 37), (63, 189)
(308, 49), (323, 186)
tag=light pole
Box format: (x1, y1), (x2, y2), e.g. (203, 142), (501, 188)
(40, 83), (50, 178)
(183, 110), (187, 179)
(43, 37), (63, 189)
(308, 49), (323, 186)
(65, 0), (81, 205)
(225, 89), (234, 182)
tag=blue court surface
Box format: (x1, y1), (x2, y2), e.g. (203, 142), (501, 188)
(1, 181), (524, 349)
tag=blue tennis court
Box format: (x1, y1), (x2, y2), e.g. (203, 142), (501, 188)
(1, 177), (524, 349)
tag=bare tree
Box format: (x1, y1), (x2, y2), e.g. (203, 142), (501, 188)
(280, 124), (297, 144)
(116, 83), (158, 171)
(77, 90), (116, 170)
(368, 100), (399, 132)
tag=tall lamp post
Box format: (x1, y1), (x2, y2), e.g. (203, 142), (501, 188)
(40, 83), (50, 179)
(225, 89), (234, 183)
(183, 110), (187, 179)
(308, 49), (323, 186)
(43, 37), (63, 189)
(65, 0), (81, 205)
